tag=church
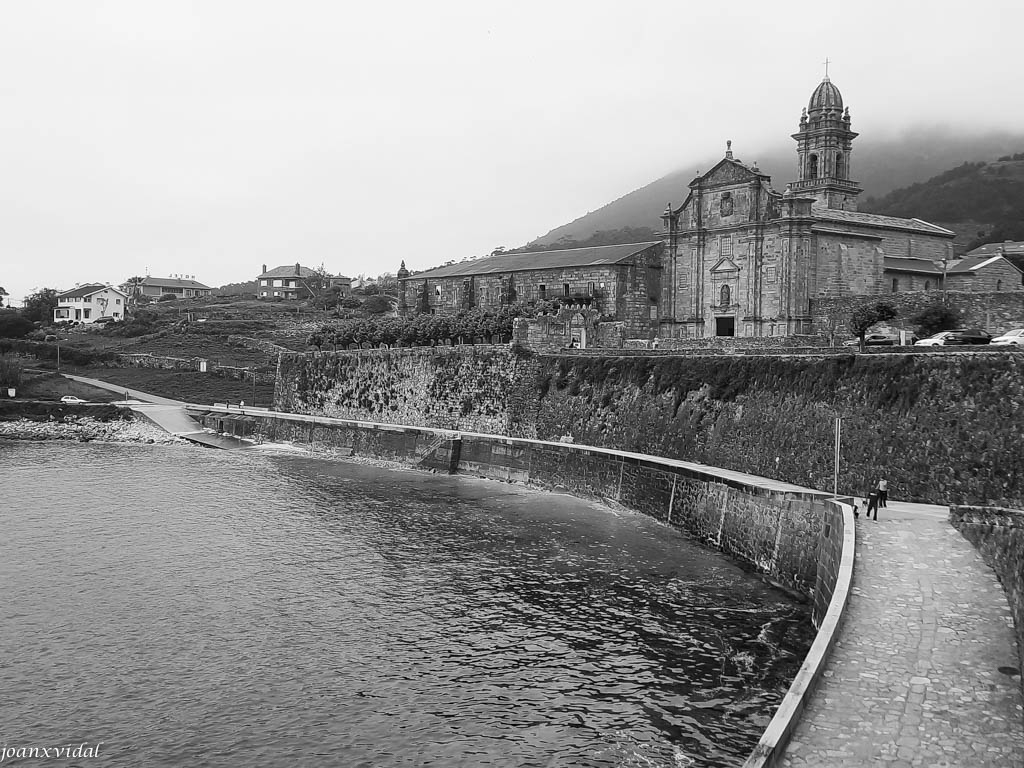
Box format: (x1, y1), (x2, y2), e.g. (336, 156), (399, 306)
(659, 76), (956, 338)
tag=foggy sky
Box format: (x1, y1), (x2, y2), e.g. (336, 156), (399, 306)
(2, 0), (1022, 306)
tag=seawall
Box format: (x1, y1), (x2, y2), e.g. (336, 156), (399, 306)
(274, 348), (1024, 507)
(950, 505), (1024, 691)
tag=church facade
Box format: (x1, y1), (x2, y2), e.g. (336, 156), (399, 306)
(659, 77), (956, 338)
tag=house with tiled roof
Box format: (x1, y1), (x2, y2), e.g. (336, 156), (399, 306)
(397, 242), (664, 337)
(945, 254), (1024, 292)
(54, 284), (129, 324)
(257, 263), (350, 300)
(120, 275), (212, 300)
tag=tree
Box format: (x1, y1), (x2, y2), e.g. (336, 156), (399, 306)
(363, 295), (394, 315)
(0, 310), (34, 338)
(910, 302), (962, 337)
(848, 301), (898, 352)
(21, 287), (58, 323)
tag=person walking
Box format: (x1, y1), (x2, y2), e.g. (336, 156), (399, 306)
(865, 487), (880, 521)
(877, 478), (888, 508)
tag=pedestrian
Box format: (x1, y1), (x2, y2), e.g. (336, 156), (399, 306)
(865, 489), (880, 521)
(877, 478), (888, 508)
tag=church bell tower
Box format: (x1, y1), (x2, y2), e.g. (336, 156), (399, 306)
(791, 74), (862, 210)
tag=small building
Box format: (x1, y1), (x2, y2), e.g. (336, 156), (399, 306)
(0, 286), (8, 308)
(257, 263), (348, 299)
(881, 252), (1024, 294)
(945, 254), (1024, 292)
(397, 242), (665, 338)
(54, 284), (130, 324)
(121, 275), (212, 300)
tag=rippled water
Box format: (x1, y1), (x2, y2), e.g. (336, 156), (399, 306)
(0, 440), (813, 767)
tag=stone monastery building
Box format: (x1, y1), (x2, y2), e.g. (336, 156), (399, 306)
(400, 75), (996, 339)
(661, 76), (955, 338)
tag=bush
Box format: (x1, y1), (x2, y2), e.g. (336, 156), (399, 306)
(158, 293), (178, 302)
(910, 302), (962, 336)
(0, 310), (34, 339)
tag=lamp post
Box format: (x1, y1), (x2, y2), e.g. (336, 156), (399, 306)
(833, 416), (842, 498)
(941, 254), (949, 304)
(251, 370), (257, 407)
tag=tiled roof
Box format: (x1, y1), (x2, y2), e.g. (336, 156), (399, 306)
(947, 255), (1023, 274)
(966, 241), (1024, 258)
(259, 265), (318, 279)
(883, 257), (942, 275)
(813, 208), (955, 236)
(407, 242), (663, 280)
(140, 277), (211, 290)
(57, 283), (124, 299)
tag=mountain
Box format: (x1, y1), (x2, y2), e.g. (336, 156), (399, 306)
(524, 128), (1024, 250)
(860, 153), (1024, 254)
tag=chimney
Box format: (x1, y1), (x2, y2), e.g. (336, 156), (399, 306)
(262, 264), (267, 275)
(295, 262), (301, 275)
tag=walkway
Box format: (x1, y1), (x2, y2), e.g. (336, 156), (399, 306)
(62, 374), (254, 450)
(780, 500), (1024, 767)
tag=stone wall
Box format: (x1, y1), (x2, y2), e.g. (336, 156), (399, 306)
(813, 290), (1024, 338)
(949, 505), (1024, 688)
(274, 348), (1024, 507)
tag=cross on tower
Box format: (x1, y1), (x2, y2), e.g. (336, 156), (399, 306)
(823, 57), (831, 78)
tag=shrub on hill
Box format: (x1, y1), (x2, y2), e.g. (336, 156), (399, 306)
(0, 310), (34, 338)
(307, 304), (534, 350)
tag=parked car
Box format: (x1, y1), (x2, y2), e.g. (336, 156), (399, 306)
(60, 396), (87, 404)
(991, 329), (1024, 346)
(93, 316), (118, 324)
(945, 329), (992, 345)
(914, 331), (955, 346)
(914, 329), (991, 346)
(843, 333), (902, 347)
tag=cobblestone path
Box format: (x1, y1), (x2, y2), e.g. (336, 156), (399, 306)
(780, 500), (1024, 767)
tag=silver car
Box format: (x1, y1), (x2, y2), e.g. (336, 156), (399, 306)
(992, 329), (1024, 346)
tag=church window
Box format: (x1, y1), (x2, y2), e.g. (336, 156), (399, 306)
(720, 192), (733, 217)
(539, 284), (546, 300)
(997, 279), (1003, 291)
(766, 266), (777, 283)
(721, 237), (733, 256)
(679, 271), (689, 288)
(809, 154), (819, 179)
(588, 282), (595, 296)
(836, 154), (845, 179)
(434, 285), (441, 297)
(563, 283), (570, 297)
(720, 284), (731, 306)
(891, 278), (899, 293)
(924, 281), (931, 291)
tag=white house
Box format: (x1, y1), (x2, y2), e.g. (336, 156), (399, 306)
(54, 284), (130, 324)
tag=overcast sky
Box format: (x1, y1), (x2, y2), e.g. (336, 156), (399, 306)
(2, 0), (1022, 306)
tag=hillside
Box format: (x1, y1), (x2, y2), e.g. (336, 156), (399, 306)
(860, 155), (1024, 254)
(525, 128), (1024, 249)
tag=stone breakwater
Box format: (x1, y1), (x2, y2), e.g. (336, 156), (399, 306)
(0, 416), (183, 444)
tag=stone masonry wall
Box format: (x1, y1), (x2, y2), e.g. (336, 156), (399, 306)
(949, 505), (1024, 689)
(275, 348), (1024, 507)
(812, 290), (1024, 338)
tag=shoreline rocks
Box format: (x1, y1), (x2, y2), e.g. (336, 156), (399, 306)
(0, 416), (183, 444)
